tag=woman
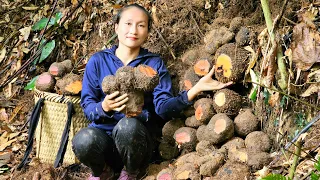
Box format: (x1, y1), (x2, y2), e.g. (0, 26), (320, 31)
(72, 3), (232, 180)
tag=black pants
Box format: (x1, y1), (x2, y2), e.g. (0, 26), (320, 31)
(72, 118), (153, 177)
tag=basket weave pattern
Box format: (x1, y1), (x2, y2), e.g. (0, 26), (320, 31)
(34, 89), (89, 165)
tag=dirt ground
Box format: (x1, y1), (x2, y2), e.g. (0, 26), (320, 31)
(1, 0), (320, 179)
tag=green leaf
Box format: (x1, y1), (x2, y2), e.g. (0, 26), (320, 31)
(311, 172), (320, 180)
(24, 76), (39, 90)
(263, 88), (270, 105)
(39, 40), (55, 63)
(32, 17), (56, 31)
(54, 12), (63, 24)
(280, 95), (289, 108)
(261, 174), (289, 180)
(249, 69), (258, 102)
(315, 158), (320, 171)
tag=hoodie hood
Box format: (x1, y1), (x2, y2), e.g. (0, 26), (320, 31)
(103, 45), (159, 60)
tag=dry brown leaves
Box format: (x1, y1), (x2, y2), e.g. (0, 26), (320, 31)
(291, 23), (320, 71)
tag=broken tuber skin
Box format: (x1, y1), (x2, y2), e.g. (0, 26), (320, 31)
(186, 66), (233, 101)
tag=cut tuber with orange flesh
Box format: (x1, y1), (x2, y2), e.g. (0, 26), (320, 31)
(212, 88), (242, 116)
(193, 58), (212, 77)
(162, 119), (185, 144)
(194, 98), (215, 123)
(174, 127), (198, 152)
(134, 64), (159, 91)
(196, 113), (234, 145)
(49, 59), (73, 77)
(35, 72), (56, 92)
(179, 67), (200, 91)
(214, 43), (249, 83)
(55, 73), (82, 95)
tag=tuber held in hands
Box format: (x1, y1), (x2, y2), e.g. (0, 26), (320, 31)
(102, 65), (159, 117)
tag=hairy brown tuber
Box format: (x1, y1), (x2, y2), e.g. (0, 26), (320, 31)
(185, 115), (203, 128)
(35, 72), (56, 92)
(101, 75), (119, 95)
(158, 140), (179, 160)
(211, 161), (250, 180)
(123, 91), (144, 117)
(204, 26), (234, 55)
(173, 163), (201, 180)
(116, 66), (135, 90)
(196, 140), (216, 156)
(234, 108), (259, 137)
(196, 113), (234, 145)
(245, 131), (272, 153)
(214, 43), (249, 83)
(229, 17), (243, 33)
(49, 59), (73, 77)
(162, 119), (185, 144)
(212, 89), (242, 116)
(199, 150), (225, 176)
(55, 73), (82, 95)
(235, 27), (251, 46)
(194, 98), (215, 123)
(174, 127), (198, 152)
(247, 151), (272, 171)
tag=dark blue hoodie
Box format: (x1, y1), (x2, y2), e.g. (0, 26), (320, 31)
(81, 45), (193, 133)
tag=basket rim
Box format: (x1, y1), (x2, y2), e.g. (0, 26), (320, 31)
(34, 88), (81, 104)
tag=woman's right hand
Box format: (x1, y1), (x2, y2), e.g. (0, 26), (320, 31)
(102, 91), (129, 112)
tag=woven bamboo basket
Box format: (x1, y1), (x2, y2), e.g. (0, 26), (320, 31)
(34, 88), (89, 165)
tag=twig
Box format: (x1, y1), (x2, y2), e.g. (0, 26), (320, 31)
(283, 17), (298, 25)
(272, 0), (288, 31)
(288, 140), (302, 179)
(268, 113), (320, 167)
(249, 81), (320, 111)
(105, 34), (118, 47)
(190, 11), (204, 37)
(152, 24), (176, 60)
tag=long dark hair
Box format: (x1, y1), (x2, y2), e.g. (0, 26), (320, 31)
(114, 3), (153, 32)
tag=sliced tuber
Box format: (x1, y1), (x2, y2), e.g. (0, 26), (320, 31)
(134, 64), (159, 91)
(212, 88), (242, 116)
(196, 113), (234, 145)
(35, 72), (56, 92)
(194, 98), (215, 123)
(179, 67), (200, 91)
(49, 59), (73, 77)
(174, 127), (198, 152)
(162, 119), (185, 144)
(55, 73), (82, 95)
(157, 168), (174, 180)
(214, 43), (249, 83)
(193, 58), (212, 77)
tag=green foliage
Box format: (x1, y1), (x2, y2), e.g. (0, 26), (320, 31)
(39, 40), (55, 63)
(263, 88), (270, 105)
(261, 174), (290, 180)
(249, 69), (258, 102)
(294, 113), (307, 128)
(24, 76), (38, 90)
(311, 172), (320, 180)
(280, 95), (288, 108)
(311, 157), (320, 180)
(31, 12), (63, 31)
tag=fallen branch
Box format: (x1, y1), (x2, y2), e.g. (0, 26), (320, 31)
(260, 0), (288, 90)
(288, 140), (301, 180)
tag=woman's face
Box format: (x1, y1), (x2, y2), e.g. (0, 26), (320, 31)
(115, 7), (149, 49)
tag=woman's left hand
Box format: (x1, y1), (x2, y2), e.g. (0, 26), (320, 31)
(187, 66), (233, 101)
